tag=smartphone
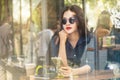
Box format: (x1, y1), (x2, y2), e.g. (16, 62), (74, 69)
(51, 57), (63, 68)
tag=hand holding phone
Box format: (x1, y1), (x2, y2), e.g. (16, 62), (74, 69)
(51, 57), (65, 78)
(51, 57), (63, 68)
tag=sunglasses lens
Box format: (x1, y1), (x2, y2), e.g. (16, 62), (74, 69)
(62, 19), (67, 25)
(62, 17), (76, 25)
(69, 18), (76, 24)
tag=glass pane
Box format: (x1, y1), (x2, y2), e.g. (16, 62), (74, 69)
(0, 0), (120, 80)
(12, 0), (42, 63)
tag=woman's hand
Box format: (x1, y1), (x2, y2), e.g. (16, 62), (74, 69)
(59, 66), (72, 77)
(59, 65), (91, 77)
(59, 30), (68, 43)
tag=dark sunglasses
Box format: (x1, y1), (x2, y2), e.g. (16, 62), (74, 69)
(62, 17), (77, 25)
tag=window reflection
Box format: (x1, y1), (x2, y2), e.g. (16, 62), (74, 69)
(0, 0), (120, 80)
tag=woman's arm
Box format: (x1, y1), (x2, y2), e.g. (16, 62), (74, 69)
(60, 65), (91, 77)
(58, 30), (68, 67)
(72, 65), (91, 75)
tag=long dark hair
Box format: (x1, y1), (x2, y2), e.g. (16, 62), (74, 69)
(96, 10), (111, 30)
(60, 5), (89, 37)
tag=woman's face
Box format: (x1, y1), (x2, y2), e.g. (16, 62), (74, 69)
(62, 10), (78, 34)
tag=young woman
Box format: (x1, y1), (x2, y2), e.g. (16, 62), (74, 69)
(47, 5), (91, 77)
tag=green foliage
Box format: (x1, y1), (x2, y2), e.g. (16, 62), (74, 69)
(65, 0), (82, 6)
(65, 0), (117, 9)
(0, 0), (12, 22)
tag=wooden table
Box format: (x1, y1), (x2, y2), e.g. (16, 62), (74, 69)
(112, 44), (120, 50)
(30, 70), (120, 80)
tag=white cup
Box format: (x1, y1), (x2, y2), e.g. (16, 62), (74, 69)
(25, 63), (36, 76)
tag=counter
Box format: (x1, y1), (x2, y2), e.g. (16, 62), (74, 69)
(29, 70), (120, 80)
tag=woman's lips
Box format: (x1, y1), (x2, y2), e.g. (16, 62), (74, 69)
(66, 27), (72, 30)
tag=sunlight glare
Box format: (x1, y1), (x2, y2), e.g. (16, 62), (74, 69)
(13, 0), (30, 23)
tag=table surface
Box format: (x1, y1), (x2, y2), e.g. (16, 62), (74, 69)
(30, 70), (120, 80)
(52, 70), (116, 80)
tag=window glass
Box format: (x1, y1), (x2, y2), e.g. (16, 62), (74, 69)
(0, 0), (120, 80)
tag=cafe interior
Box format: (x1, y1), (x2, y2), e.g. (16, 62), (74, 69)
(0, 0), (120, 80)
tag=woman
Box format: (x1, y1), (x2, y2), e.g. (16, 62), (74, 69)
(95, 10), (113, 48)
(95, 10), (112, 36)
(47, 5), (91, 77)
(94, 10), (116, 70)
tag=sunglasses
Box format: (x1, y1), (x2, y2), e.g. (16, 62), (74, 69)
(62, 17), (77, 25)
